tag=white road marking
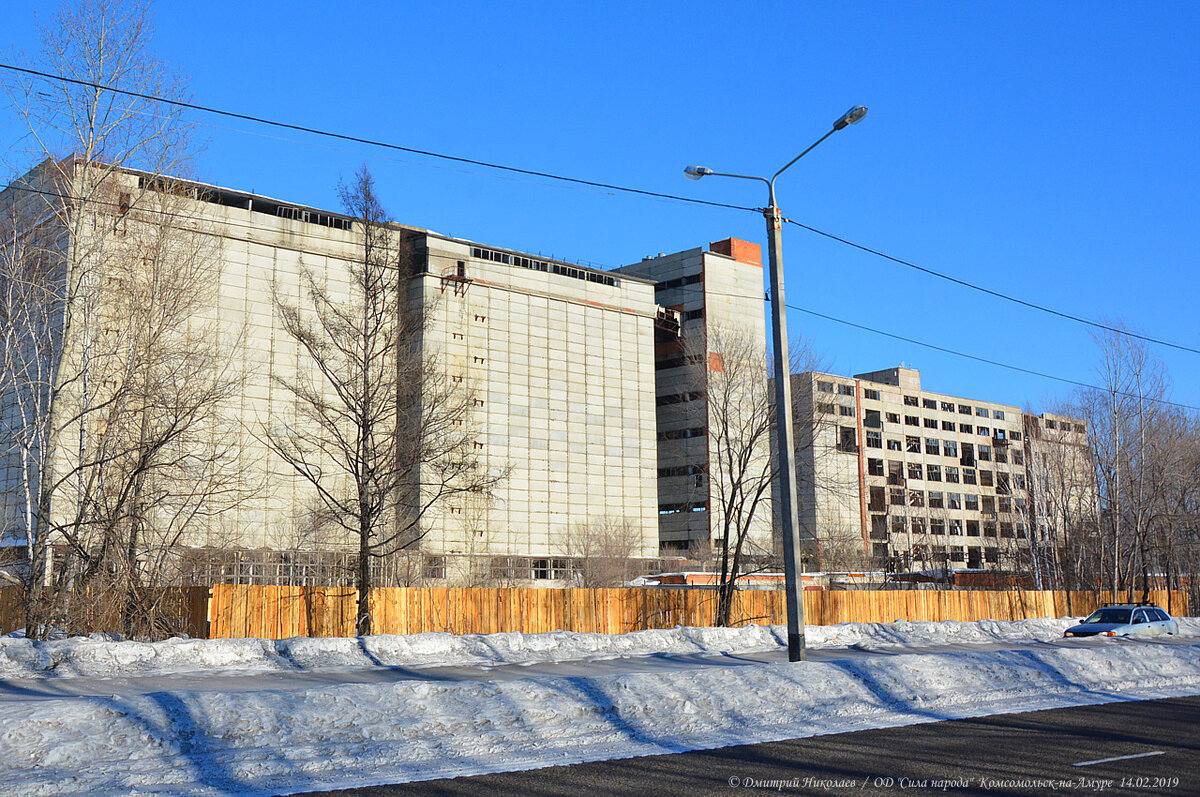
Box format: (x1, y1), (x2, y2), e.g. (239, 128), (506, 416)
(1073, 751), (1165, 767)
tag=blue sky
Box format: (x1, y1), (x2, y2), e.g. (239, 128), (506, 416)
(3, 1), (1197, 413)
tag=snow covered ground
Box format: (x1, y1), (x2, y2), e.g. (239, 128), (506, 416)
(3, 617), (1200, 795)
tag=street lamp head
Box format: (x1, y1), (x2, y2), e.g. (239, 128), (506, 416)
(684, 165), (714, 180)
(832, 105), (868, 131)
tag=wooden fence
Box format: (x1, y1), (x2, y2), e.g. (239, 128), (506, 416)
(203, 586), (1188, 640)
(1, 585), (1186, 639)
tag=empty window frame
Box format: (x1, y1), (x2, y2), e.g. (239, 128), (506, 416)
(839, 405), (855, 417)
(966, 520), (980, 537)
(943, 440), (958, 458)
(993, 410), (1006, 420)
(904, 395), (919, 406)
(923, 398), (937, 410)
(890, 488), (905, 506)
(886, 412), (900, 423)
(942, 420), (956, 431)
(907, 462), (923, 480)
(928, 491), (945, 508)
(925, 438), (940, 455)
(863, 388), (880, 400)
(940, 401), (955, 412)
(931, 518), (946, 534)
(979, 470), (994, 487)
(887, 439), (903, 451)
(960, 423), (973, 435)
(965, 493), (980, 511)
(867, 458), (885, 476)
(817, 381), (834, 393)
(958, 404), (972, 415)
(976, 407), (990, 418)
(963, 468), (977, 485)
(924, 418), (938, 429)
(838, 384), (854, 396)
(945, 466), (960, 483)
(905, 415), (920, 426)
(866, 430), (883, 448)
(948, 493), (963, 510)
(926, 465), (942, 481)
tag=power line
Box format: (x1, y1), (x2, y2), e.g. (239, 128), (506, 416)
(6, 62), (1194, 361)
(0, 63), (756, 215)
(783, 217), (1200, 357)
(780, 300), (1200, 413)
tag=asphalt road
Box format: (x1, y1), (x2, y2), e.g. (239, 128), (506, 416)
(297, 695), (1200, 796)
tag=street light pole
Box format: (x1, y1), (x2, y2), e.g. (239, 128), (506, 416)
(684, 105), (867, 662)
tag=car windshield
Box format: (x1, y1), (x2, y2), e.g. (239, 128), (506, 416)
(1082, 609), (1133, 624)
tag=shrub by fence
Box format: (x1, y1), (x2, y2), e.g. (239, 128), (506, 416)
(0, 585), (1186, 640)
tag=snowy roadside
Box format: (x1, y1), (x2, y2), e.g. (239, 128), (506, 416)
(10, 614), (1197, 680)
(6, 635), (1200, 796)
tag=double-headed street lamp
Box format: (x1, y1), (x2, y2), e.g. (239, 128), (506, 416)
(685, 105), (867, 662)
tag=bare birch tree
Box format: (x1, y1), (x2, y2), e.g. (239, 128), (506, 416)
(0, 0), (240, 638)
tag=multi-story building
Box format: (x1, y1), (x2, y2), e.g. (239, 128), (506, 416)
(0, 161), (663, 585)
(616, 239), (774, 559)
(792, 366), (1094, 571)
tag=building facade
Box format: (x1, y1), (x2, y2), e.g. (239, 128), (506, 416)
(792, 366), (1095, 572)
(616, 239), (774, 559)
(0, 162), (663, 585)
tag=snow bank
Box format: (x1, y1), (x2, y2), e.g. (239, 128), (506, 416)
(1, 615), (1158, 680)
(8, 640), (1200, 795)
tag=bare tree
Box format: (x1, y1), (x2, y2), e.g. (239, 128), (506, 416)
(266, 166), (498, 636)
(0, 0), (244, 638)
(563, 515), (645, 588)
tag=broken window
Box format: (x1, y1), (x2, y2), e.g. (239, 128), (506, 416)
(923, 398), (937, 410)
(965, 493), (979, 511)
(867, 458), (884, 476)
(982, 496), (995, 514)
(942, 420), (956, 432)
(925, 438), (940, 455)
(890, 488), (905, 506)
(978, 445), (991, 462)
(907, 462), (923, 480)
(979, 470), (994, 487)
(949, 520), (963, 536)
(887, 439), (902, 451)
(948, 493), (962, 510)
(886, 412), (900, 423)
(911, 518), (926, 535)
(966, 520), (980, 537)
(863, 388), (880, 400)
(908, 490), (925, 507)
(931, 518), (946, 535)
(864, 409), (882, 428)
(927, 465), (942, 482)
(837, 426), (858, 453)
(888, 461), (905, 484)
(924, 418), (938, 429)
(963, 469), (977, 485)
(984, 522), (997, 538)
(943, 440), (958, 458)
(869, 486), (886, 512)
(904, 395), (919, 407)
(976, 407), (990, 418)
(839, 405), (854, 416)
(945, 466), (960, 483)
(906, 436), (921, 453)
(838, 384), (854, 396)
(905, 415), (920, 426)
(994, 448), (1008, 464)
(928, 491), (944, 508)
(866, 430), (882, 448)
(817, 381), (834, 393)
(958, 404), (972, 415)
(993, 410), (1006, 421)
(940, 401), (955, 412)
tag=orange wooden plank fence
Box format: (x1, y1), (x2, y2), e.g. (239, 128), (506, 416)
(202, 586), (1187, 639)
(1, 585), (1185, 639)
